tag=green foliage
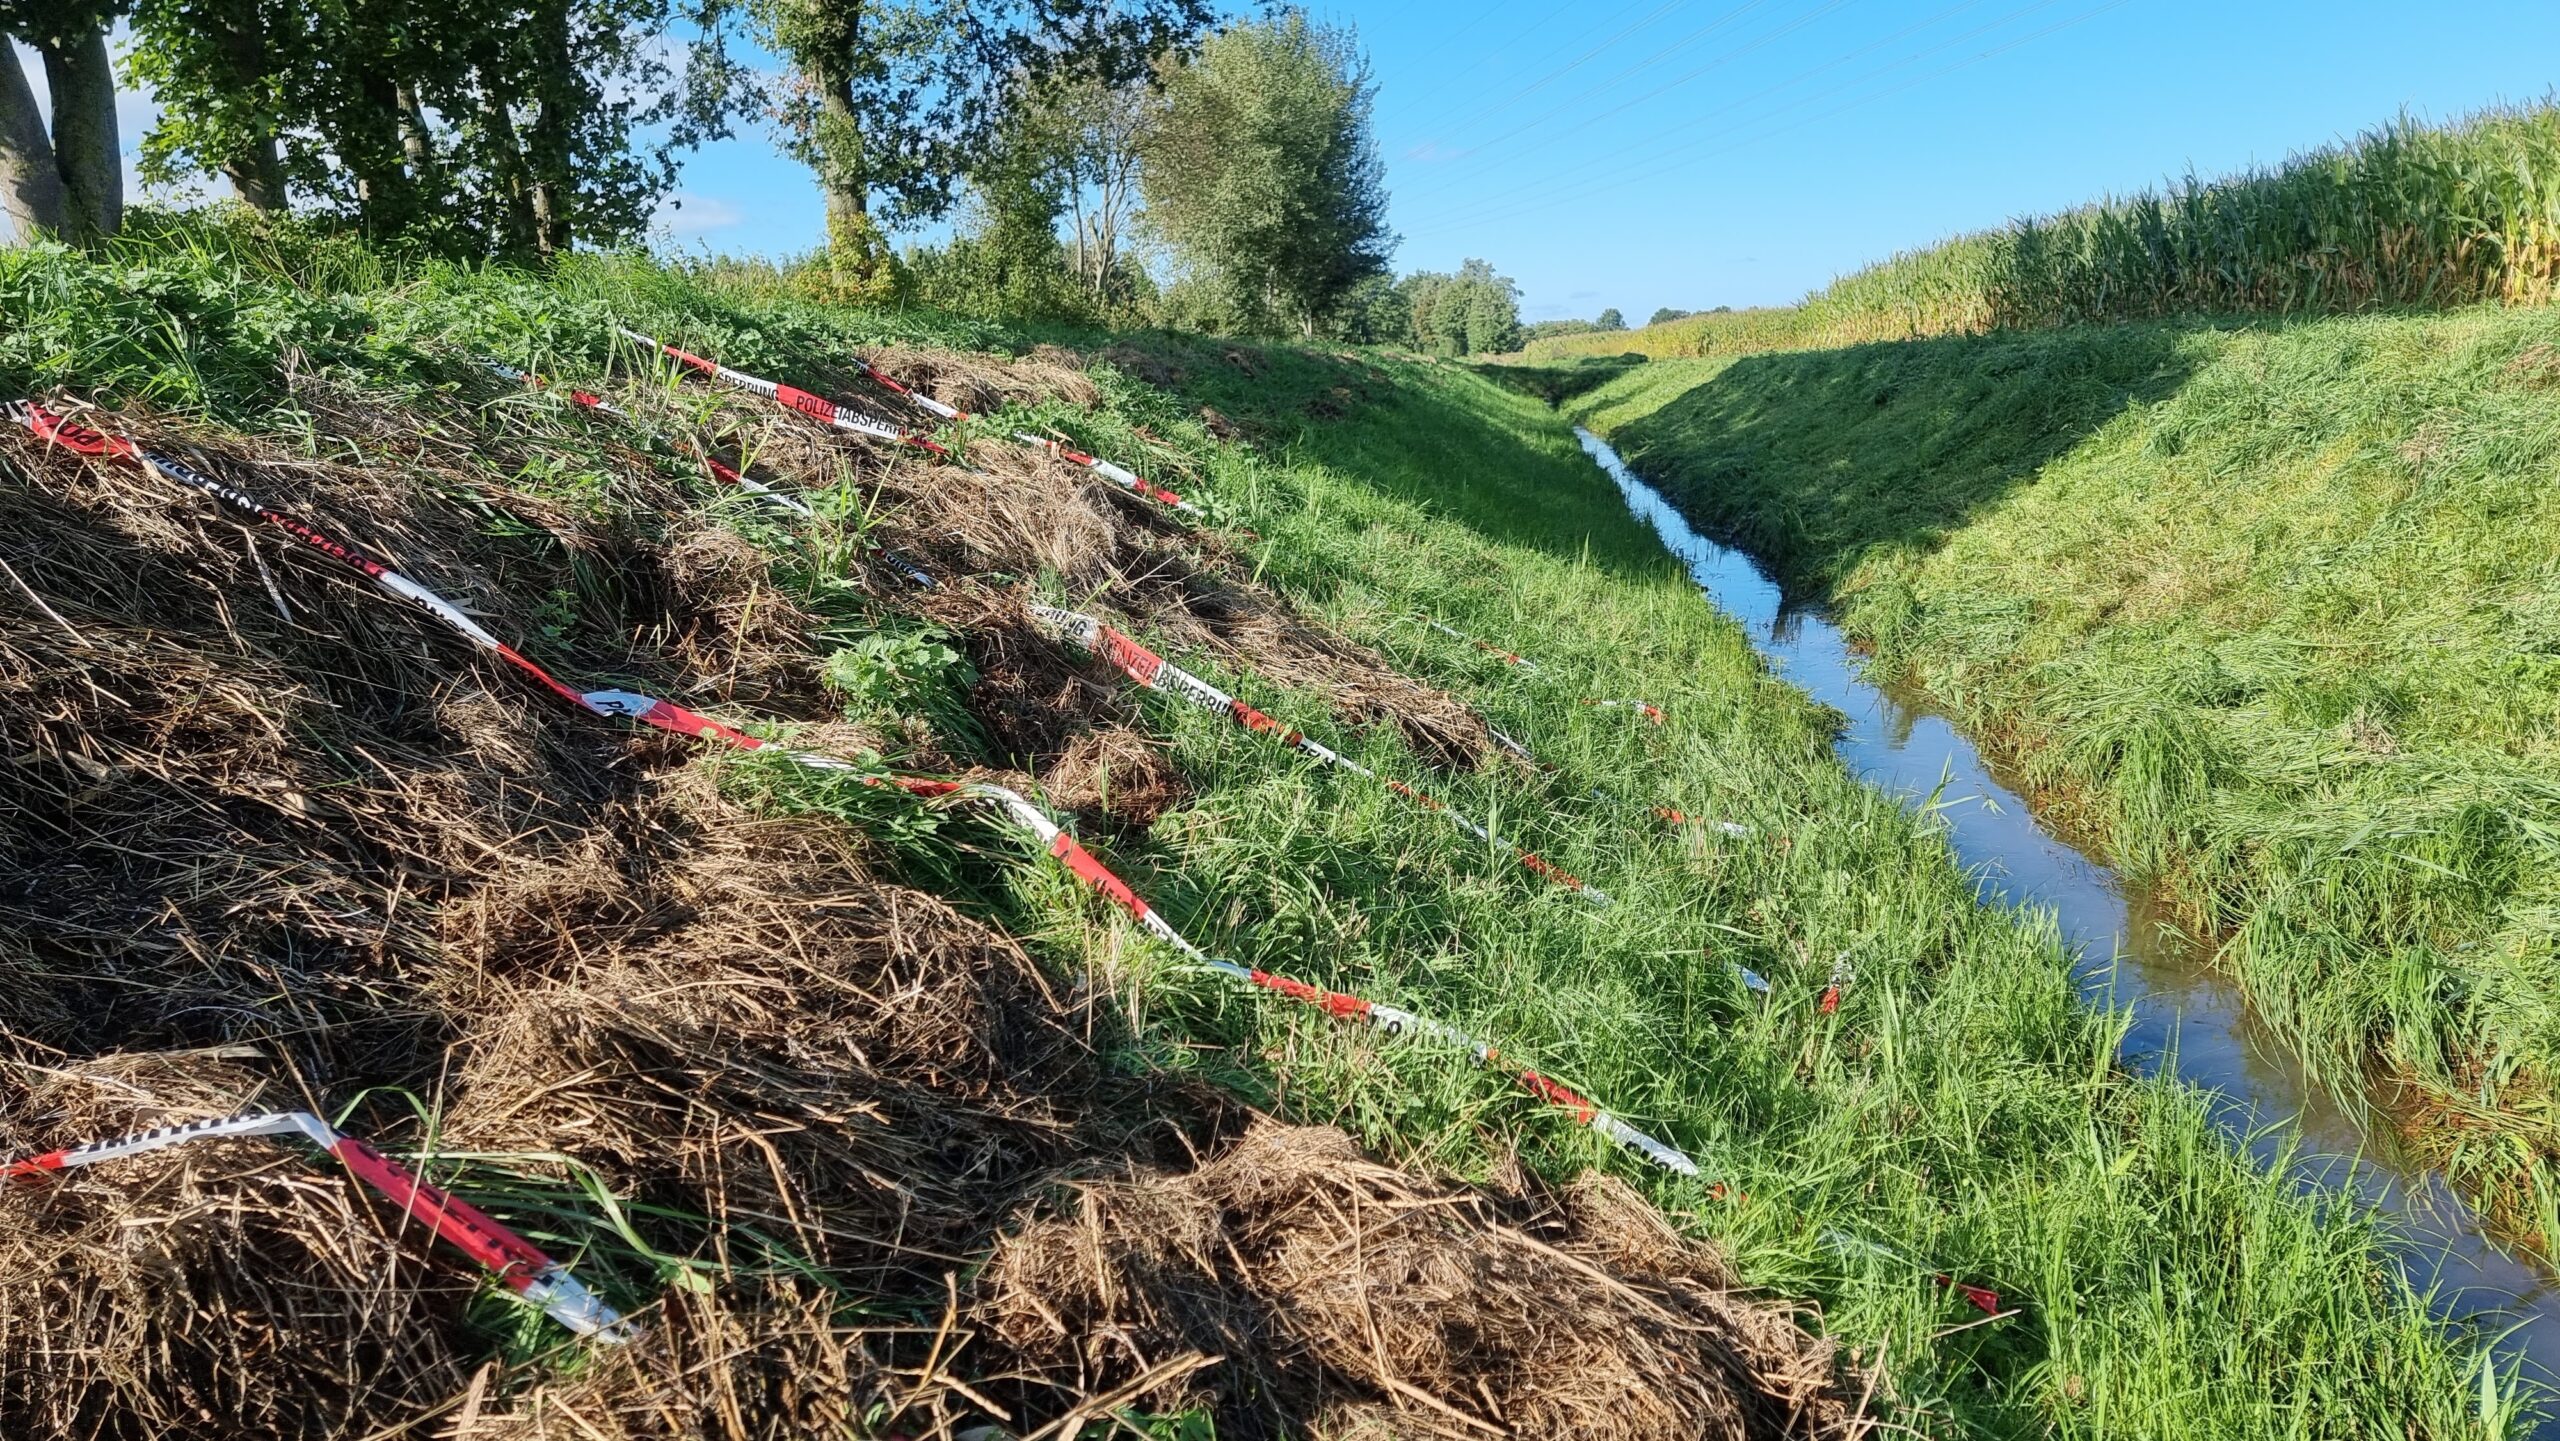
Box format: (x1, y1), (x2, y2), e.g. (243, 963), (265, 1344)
(1521, 317), (1599, 342)
(743, 0), (1208, 267)
(1529, 103), (2560, 363)
(1593, 306), (1624, 331)
(823, 625), (981, 748)
(1573, 303), (2560, 1238)
(1331, 270), (1410, 344)
(121, 0), (732, 258)
(1141, 9), (1394, 338)
(1646, 306), (1692, 327)
(1401, 258), (1518, 356)
(899, 91), (1126, 325)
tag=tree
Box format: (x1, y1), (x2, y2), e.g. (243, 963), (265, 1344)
(1647, 306), (1691, 326)
(1595, 307), (1625, 331)
(1141, 10), (1394, 337)
(123, 0), (744, 259)
(1335, 271), (1408, 344)
(1395, 258), (1516, 356)
(742, 0), (1206, 291)
(0, 0), (125, 244)
(1047, 72), (1151, 304)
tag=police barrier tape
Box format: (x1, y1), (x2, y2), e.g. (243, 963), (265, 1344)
(483, 359), (938, 591)
(610, 328), (965, 465)
(1821, 1229), (2003, 1316)
(476, 365), (1624, 910)
(9, 399), (1698, 1186)
(483, 358), (813, 519)
(479, 375), (1772, 990)
(3, 1110), (632, 1340)
(615, 328), (1197, 514)
(1028, 603), (1611, 908)
(1819, 955), (1855, 1017)
(505, 363), (2002, 1307)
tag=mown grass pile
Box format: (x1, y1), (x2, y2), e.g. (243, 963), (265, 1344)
(1526, 102), (2560, 363)
(0, 216), (2534, 1438)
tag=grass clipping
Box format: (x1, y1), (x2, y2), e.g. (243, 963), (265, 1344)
(0, 388), (1864, 1438)
(977, 1122), (1852, 1441)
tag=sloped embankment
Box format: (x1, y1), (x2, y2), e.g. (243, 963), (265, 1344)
(0, 335), (1858, 1437)
(1570, 306), (2560, 1238)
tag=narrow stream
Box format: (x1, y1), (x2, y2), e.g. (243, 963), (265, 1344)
(1576, 426), (2560, 1386)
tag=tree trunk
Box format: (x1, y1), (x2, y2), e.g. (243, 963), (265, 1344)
(478, 80), (536, 259)
(817, 67), (865, 241)
(525, 0), (574, 259)
(0, 49), (65, 240)
(212, 7), (286, 213)
(347, 74), (417, 234)
(34, 25), (120, 244)
(222, 138), (286, 213)
(395, 82), (436, 185)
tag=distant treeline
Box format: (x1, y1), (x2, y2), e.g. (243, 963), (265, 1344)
(1526, 104), (2560, 361)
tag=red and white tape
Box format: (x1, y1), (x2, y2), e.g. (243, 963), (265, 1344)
(1818, 955), (1854, 1016)
(1030, 603), (1611, 907)
(4, 1109), (630, 1339)
(484, 359), (936, 591)
(614, 329), (963, 464)
(485, 358), (815, 519)
(1821, 1229), (2003, 1316)
(1585, 698), (1666, 726)
(1018, 432), (1192, 511)
(1426, 617), (1538, 670)
(805, 341), (1196, 513)
(617, 328), (1197, 514)
(15, 401), (1695, 1183)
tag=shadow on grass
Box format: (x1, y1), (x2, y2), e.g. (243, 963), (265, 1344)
(1097, 335), (1699, 584)
(1588, 323), (2212, 598)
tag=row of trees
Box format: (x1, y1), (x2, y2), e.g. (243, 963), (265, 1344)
(0, 4), (1407, 341)
(0, 0), (1209, 267)
(903, 11), (1394, 338)
(1520, 304), (1724, 343)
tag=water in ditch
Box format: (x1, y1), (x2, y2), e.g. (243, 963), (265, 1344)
(1576, 425), (2560, 1387)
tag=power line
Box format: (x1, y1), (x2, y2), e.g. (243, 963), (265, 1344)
(1410, 0), (2114, 235)
(1401, 0), (1691, 148)
(1378, 0), (1544, 127)
(1399, 0), (1875, 204)
(1411, 0), (2069, 230)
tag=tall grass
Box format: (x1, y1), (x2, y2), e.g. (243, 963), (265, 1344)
(1526, 103), (2560, 362)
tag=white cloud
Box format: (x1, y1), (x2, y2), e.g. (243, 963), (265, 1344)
(651, 191), (744, 243)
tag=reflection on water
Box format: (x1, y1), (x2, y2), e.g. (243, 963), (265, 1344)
(1576, 427), (2559, 1387)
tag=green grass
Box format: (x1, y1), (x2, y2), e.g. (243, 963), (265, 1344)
(1570, 303), (2560, 1253)
(1525, 102), (2560, 364)
(0, 219), (2535, 1437)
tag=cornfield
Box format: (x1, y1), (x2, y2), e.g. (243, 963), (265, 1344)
(1525, 103), (2560, 362)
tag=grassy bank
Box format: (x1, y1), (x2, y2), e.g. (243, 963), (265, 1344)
(1570, 302), (2560, 1250)
(0, 221), (2530, 1436)
(1527, 103), (2560, 364)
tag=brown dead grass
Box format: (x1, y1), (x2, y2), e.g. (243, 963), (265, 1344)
(0, 385), (1868, 1438)
(680, 375), (1496, 768)
(978, 1121), (1866, 1441)
(1042, 726), (1191, 834)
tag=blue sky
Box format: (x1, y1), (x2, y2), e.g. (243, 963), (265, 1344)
(654, 0), (2560, 321)
(29, 2), (2560, 322)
